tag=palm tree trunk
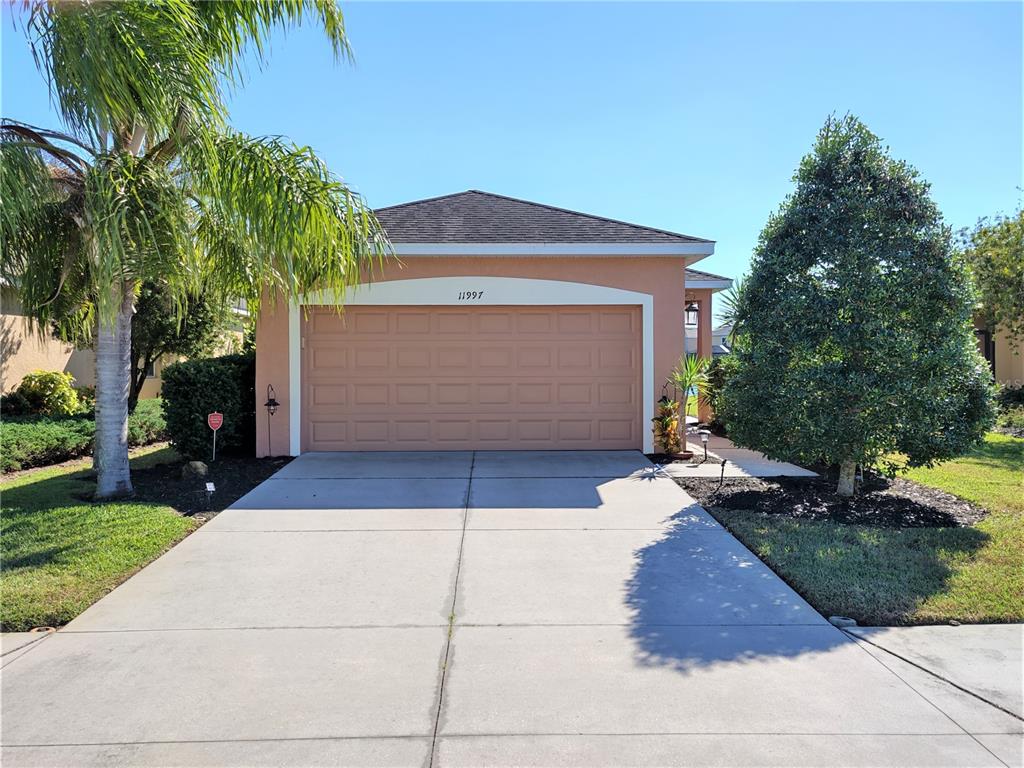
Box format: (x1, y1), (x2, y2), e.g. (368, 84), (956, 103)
(94, 281), (134, 498)
(837, 459), (857, 498)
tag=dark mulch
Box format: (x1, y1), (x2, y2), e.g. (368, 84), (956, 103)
(675, 469), (987, 528)
(131, 454), (293, 520)
(645, 452), (700, 464)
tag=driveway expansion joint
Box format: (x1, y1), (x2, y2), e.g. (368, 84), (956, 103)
(845, 629), (1024, 723)
(428, 451), (475, 768)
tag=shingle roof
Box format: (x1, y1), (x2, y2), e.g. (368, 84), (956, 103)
(374, 190), (712, 244)
(685, 268), (732, 283)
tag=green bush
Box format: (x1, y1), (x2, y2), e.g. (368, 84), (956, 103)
(997, 406), (1024, 433)
(995, 384), (1024, 413)
(15, 371), (80, 415)
(75, 385), (96, 413)
(0, 390), (32, 416)
(0, 399), (167, 473)
(127, 399), (167, 445)
(161, 353), (255, 459)
(702, 355), (738, 430)
(1, 415), (94, 472)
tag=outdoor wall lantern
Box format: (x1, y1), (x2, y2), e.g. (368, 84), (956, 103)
(264, 384), (280, 456)
(685, 301), (699, 326)
(698, 428), (711, 463)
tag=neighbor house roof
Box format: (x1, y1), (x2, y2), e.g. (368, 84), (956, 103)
(374, 190), (713, 247)
(685, 268), (732, 290)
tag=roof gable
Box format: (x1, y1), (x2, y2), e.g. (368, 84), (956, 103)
(375, 190), (712, 245)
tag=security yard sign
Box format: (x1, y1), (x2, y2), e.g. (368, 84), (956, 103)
(208, 412), (223, 460)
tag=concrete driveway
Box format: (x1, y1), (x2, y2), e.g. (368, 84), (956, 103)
(2, 451), (1019, 767)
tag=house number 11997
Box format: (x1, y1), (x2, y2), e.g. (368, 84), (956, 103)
(458, 290), (484, 301)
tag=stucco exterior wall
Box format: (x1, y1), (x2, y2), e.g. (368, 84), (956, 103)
(1, 287), (83, 393)
(994, 329), (1023, 388)
(3, 286), (242, 399)
(255, 256), (689, 456)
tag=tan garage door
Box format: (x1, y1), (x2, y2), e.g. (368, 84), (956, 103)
(302, 305), (642, 451)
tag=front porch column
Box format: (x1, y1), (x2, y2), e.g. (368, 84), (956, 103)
(696, 293), (713, 422)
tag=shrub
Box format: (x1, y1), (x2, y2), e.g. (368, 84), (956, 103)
(75, 385), (96, 413)
(1, 415), (94, 472)
(702, 355), (738, 430)
(996, 406), (1024, 436)
(0, 390), (31, 416)
(995, 384), (1024, 413)
(127, 399), (167, 445)
(161, 352), (255, 459)
(0, 399), (167, 473)
(15, 371), (80, 415)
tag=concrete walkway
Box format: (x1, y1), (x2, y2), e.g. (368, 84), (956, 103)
(1, 451), (1019, 767)
(659, 433), (818, 478)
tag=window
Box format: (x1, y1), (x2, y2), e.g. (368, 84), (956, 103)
(145, 360), (156, 378)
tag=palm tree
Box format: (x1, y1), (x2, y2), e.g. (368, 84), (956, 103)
(1, 1), (389, 498)
(716, 275), (745, 346)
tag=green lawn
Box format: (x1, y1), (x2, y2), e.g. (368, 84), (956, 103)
(0, 445), (197, 631)
(714, 433), (1024, 625)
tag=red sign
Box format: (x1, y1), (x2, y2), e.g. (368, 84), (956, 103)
(207, 412), (223, 431)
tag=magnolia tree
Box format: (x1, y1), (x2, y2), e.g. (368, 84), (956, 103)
(1, 2), (389, 498)
(718, 115), (994, 496)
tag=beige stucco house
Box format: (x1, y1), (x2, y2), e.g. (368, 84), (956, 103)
(976, 320), (1024, 389)
(255, 191), (731, 456)
(1, 286), (164, 400)
(1, 285), (240, 400)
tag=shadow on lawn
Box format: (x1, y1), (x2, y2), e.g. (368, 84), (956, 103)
(624, 503), (991, 667)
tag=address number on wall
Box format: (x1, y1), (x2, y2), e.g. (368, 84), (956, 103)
(457, 290), (484, 301)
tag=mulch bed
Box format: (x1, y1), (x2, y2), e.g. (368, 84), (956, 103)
(130, 454), (293, 520)
(674, 469), (987, 528)
(646, 452), (704, 464)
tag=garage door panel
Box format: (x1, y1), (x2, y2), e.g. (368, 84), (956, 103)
(302, 305), (641, 450)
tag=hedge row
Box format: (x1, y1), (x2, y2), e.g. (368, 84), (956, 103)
(0, 399), (166, 473)
(161, 353), (255, 459)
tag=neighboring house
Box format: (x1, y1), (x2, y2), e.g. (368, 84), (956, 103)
(1, 284), (244, 398)
(975, 319), (1024, 388)
(255, 190), (731, 456)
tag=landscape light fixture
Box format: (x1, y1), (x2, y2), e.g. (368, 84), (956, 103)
(264, 384), (280, 456)
(698, 429), (711, 463)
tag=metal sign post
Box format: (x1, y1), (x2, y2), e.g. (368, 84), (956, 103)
(207, 412), (223, 461)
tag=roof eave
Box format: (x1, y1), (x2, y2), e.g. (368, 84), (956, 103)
(686, 278), (733, 292)
(392, 242), (715, 257)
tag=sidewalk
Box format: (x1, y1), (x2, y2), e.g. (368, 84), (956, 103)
(658, 433), (818, 479)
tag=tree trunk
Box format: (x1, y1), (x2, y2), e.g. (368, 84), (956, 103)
(837, 459), (857, 498)
(94, 282), (134, 499)
(127, 354), (151, 414)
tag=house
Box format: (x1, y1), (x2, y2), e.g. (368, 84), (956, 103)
(975, 320), (1024, 388)
(0, 284), (244, 399)
(683, 267), (734, 358)
(255, 190), (731, 455)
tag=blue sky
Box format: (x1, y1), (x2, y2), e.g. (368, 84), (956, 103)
(3, 2), (1021, 318)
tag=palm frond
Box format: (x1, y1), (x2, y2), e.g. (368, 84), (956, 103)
(20, 0), (226, 144)
(16, 1), (352, 146)
(83, 152), (194, 321)
(717, 275), (746, 343)
(187, 131), (390, 310)
(196, 0), (352, 82)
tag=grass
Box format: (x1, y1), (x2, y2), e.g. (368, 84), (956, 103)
(0, 444), (198, 631)
(714, 433), (1024, 625)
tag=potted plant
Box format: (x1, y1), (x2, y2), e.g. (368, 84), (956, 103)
(652, 394), (683, 455)
(665, 354), (711, 457)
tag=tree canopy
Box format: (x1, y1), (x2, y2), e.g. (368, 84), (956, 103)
(960, 211), (1024, 346)
(718, 115), (994, 495)
(1, 1), (390, 497)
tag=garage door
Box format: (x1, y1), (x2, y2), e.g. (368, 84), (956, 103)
(301, 305), (642, 451)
